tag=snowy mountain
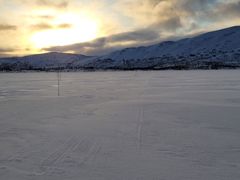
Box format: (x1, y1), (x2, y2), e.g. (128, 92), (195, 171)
(103, 26), (240, 60)
(0, 52), (92, 71)
(80, 26), (240, 69)
(1, 26), (240, 71)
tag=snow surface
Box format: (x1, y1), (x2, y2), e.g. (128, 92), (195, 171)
(0, 70), (240, 180)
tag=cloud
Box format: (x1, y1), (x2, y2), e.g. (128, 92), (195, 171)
(35, 15), (55, 20)
(178, 0), (219, 15)
(150, 16), (183, 31)
(0, 48), (17, 57)
(57, 23), (72, 29)
(0, 48), (16, 53)
(30, 23), (52, 31)
(30, 23), (72, 31)
(42, 0), (240, 56)
(209, 1), (240, 19)
(108, 29), (160, 42)
(36, 0), (68, 9)
(0, 24), (17, 31)
(116, 0), (240, 33)
(1, 0), (240, 57)
(43, 29), (161, 55)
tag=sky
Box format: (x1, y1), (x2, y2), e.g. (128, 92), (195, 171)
(0, 0), (240, 57)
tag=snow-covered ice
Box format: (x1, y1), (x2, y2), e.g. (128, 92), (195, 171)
(0, 70), (240, 180)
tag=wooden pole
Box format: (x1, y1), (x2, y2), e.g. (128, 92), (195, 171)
(57, 67), (60, 96)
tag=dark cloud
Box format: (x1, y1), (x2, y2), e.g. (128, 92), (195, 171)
(0, 48), (16, 53)
(0, 48), (17, 57)
(178, 1), (240, 25)
(126, 0), (240, 33)
(37, 15), (55, 20)
(212, 1), (240, 19)
(109, 29), (160, 42)
(0, 24), (17, 31)
(150, 16), (182, 31)
(43, 29), (160, 55)
(30, 23), (52, 31)
(148, 0), (165, 7)
(179, 0), (219, 15)
(163, 0), (240, 23)
(30, 23), (72, 31)
(36, 0), (68, 9)
(57, 23), (72, 29)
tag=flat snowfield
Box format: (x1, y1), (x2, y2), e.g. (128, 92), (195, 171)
(0, 70), (240, 180)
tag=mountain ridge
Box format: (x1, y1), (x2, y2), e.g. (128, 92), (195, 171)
(1, 26), (240, 70)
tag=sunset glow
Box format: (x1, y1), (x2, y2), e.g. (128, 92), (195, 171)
(0, 0), (240, 57)
(31, 13), (99, 48)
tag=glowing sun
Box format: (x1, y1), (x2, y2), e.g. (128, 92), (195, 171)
(31, 13), (99, 48)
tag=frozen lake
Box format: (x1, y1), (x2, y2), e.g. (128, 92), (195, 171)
(0, 70), (240, 180)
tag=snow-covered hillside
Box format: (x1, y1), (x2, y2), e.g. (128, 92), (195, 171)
(0, 52), (92, 71)
(103, 26), (240, 60)
(1, 26), (240, 70)
(81, 26), (240, 69)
